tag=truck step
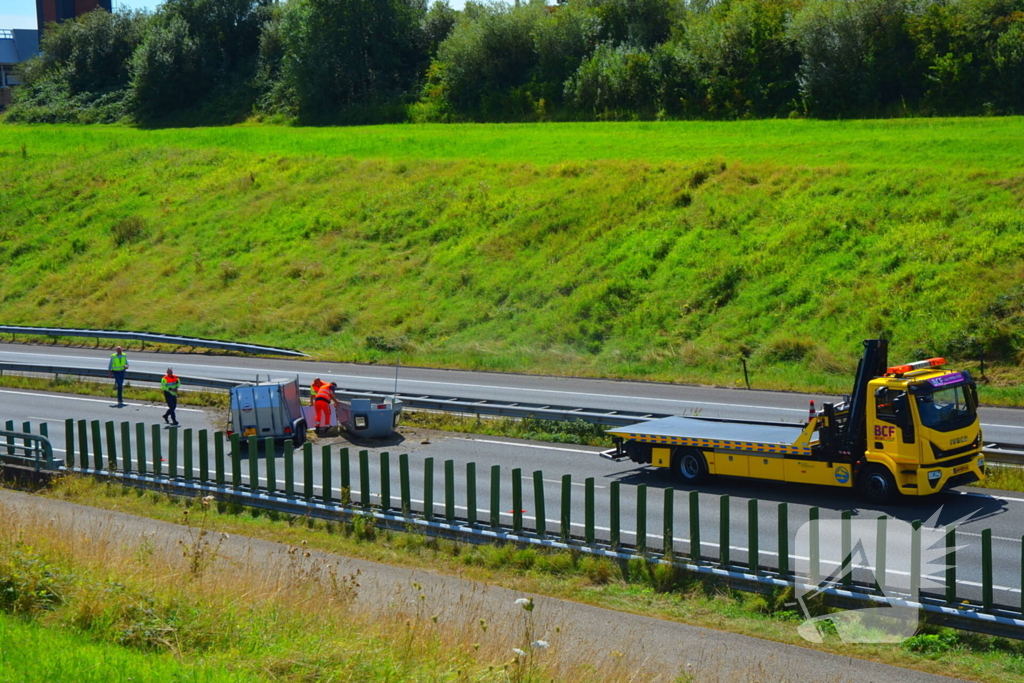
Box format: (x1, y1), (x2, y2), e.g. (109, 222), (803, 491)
(599, 448), (627, 461)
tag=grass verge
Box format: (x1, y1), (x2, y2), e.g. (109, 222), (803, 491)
(20, 475), (1024, 682)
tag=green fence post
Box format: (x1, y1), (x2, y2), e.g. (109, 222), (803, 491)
(380, 452), (391, 511)
(911, 519), (922, 599)
(214, 433), (225, 486)
(136, 423), (146, 475)
(340, 448), (351, 505)
(610, 481), (620, 549)
(466, 463), (477, 525)
(120, 422), (132, 474)
(264, 439), (276, 496)
(104, 421), (117, 470)
(636, 484), (647, 555)
(182, 429), (193, 482)
(663, 488), (674, 557)
(321, 444), (331, 504)
(748, 499), (759, 574)
(809, 507), (819, 584)
(720, 495), (730, 566)
(512, 468), (523, 534)
(533, 470), (545, 537)
(491, 466), (501, 529)
(778, 503), (789, 578)
(90, 420), (103, 470)
(982, 528), (993, 610)
(360, 450), (371, 509)
(40, 423), (48, 439)
(876, 516), (887, 592)
(167, 427), (178, 478)
(560, 474), (571, 542)
(945, 525), (957, 603)
(151, 424), (162, 476)
(284, 440), (295, 497)
(198, 430), (209, 483)
(689, 491), (700, 564)
(399, 453), (410, 515)
(585, 477), (595, 544)
(444, 459), (455, 522)
(77, 419), (89, 469)
(247, 436), (259, 490)
(423, 457), (434, 520)
(301, 442), (312, 501)
(3, 420), (12, 455)
(841, 510), (852, 586)
(65, 419), (75, 468)
(230, 434), (241, 487)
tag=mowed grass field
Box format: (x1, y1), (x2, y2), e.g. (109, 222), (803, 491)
(2, 119), (1024, 399)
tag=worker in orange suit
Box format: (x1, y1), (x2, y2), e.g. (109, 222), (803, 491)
(310, 378), (324, 406)
(314, 382), (341, 429)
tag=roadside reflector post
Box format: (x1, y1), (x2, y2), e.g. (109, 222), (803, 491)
(105, 421), (117, 470)
(585, 477), (595, 544)
(512, 468), (523, 533)
(423, 456), (434, 520)
(77, 419), (89, 470)
(359, 450), (371, 509)
(182, 428), (193, 482)
(152, 424), (162, 476)
(90, 420), (103, 470)
(399, 453), (410, 515)
(490, 465), (501, 529)
(749, 499), (760, 575)
(720, 495), (731, 566)
(532, 470), (545, 537)
(982, 528), (993, 610)
(340, 448), (351, 505)
(809, 507), (820, 584)
(911, 519), (922, 598)
(610, 481), (621, 549)
(121, 422), (132, 473)
(302, 440), (313, 500)
(167, 426), (178, 478)
(636, 484), (647, 555)
(136, 423), (146, 475)
(663, 488), (674, 558)
(445, 459), (455, 522)
(321, 444), (331, 504)
(466, 463), (477, 525)
(778, 503), (789, 578)
(264, 438), (276, 496)
(689, 491), (700, 564)
(198, 430), (208, 483)
(247, 436), (258, 491)
(229, 434), (241, 487)
(283, 439), (295, 496)
(945, 525), (957, 603)
(214, 432), (225, 486)
(65, 419), (74, 468)
(380, 452), (391, 511)
(841, 510), (852, 586)
(876, 516), (887, 593)
(560, 474), (571, 542)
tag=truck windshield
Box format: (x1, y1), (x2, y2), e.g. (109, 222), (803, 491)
(915, 384), (975, 429)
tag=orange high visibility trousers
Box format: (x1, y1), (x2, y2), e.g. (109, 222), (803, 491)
(314, 399), (331, 427)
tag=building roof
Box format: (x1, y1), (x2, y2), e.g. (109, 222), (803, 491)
(0, 29), (40, 66)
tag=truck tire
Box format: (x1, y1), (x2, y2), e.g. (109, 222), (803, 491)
(673, 448), (707, 484)
(858, 465), (896, 504)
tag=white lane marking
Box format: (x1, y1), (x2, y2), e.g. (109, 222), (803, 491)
(28, 416), (64, 421)
(0, 389), (204, 412)
(455, 437), (599, 456)
(981, 423), (1024, 429)
(957, 490), (1024, 504)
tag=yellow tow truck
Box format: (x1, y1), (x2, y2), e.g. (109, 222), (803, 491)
(602, 339), (985, 503)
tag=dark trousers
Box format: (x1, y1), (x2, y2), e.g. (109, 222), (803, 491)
(163, 391), (178, 424)
(113, 371), (126, 403)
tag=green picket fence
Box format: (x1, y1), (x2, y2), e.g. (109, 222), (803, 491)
(52, 418), (1024, 615)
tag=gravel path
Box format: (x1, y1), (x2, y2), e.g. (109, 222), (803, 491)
(0, 488), (972, 683)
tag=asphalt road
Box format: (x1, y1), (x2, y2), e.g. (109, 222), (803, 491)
(2, 386), (1022, 613)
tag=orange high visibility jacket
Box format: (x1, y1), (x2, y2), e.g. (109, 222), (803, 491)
(315, 384), (335, 402)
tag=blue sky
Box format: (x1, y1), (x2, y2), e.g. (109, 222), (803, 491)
(2, 0), (469, 31)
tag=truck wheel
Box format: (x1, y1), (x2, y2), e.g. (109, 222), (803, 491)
(674, 449), (707, 484)
(858, 465), (896, 504)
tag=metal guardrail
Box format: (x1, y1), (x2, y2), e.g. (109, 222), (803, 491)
(0, 325), (307, 357)
(1, 428), (58, 471)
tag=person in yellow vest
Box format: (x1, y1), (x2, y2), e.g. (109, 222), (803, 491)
(310, 378), (324, 406)
(108, 346), (129, 406)
(313, 381), (341, 430)
(161, 368), (181, 426)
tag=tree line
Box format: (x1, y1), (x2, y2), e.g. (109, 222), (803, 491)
(6, 0), (1024, 125)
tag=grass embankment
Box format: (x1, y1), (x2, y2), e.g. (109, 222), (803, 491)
(9, 476), (1021, 682)
(2, 120), (1024, 402)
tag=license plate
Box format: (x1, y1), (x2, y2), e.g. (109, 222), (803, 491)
(244, 427), (257, 437)
(953, 465), (969, 474)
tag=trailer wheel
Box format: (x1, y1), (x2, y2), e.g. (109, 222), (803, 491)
(673, 449), (707, 484)
(858, 465), (896, 505)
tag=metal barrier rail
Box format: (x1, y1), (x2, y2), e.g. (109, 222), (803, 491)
(1, 423), (57, 471)
(0, 325), (307, 357)
(31, 417), (1024, 640)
